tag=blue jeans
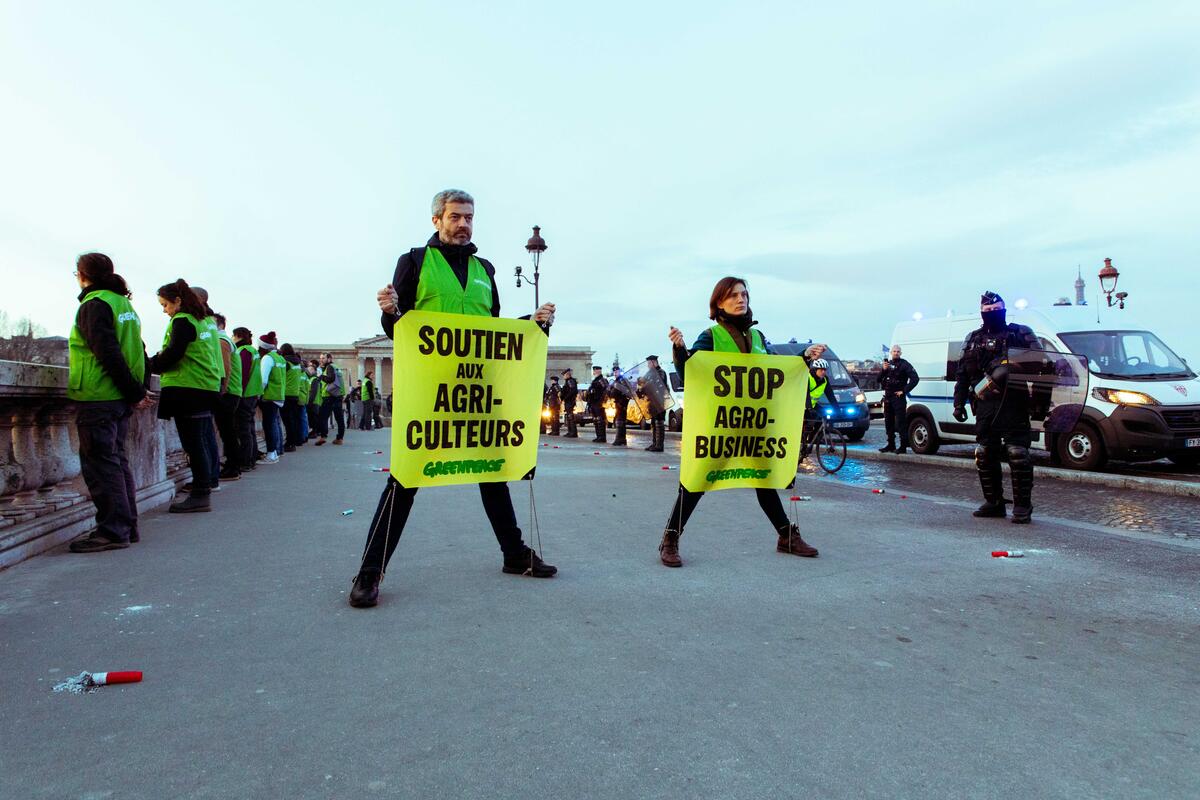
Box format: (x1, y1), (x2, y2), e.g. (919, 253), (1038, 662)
(259, 401), (283, 455)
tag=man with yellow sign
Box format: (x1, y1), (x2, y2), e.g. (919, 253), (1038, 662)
(658, 277), (828, 568)
(349, 190), (558, 609)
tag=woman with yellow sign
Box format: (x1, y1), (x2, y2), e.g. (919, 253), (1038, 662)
(658, 277), (826, 568)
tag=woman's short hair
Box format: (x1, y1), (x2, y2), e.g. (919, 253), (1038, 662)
(708, 276), (749, 320)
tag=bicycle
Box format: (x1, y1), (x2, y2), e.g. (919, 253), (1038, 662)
(802, 417), (847, 474)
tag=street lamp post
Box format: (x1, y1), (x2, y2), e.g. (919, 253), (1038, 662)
(515, 225), (547, 310)
(1098, 257), (1126, 308)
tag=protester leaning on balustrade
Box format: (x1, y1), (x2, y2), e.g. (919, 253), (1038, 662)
(212, 313), (243, 481)
(149, 279), (222, 513)
(66, 253), (151, 553)
(256, 331), (285, 463)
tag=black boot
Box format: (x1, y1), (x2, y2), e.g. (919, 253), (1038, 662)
(1008, 444), (1034, 524)
(972, 444), (1006, 518)
(879, 443), (896, 453)
(592, 419), (606, 443)
(646, 420), (665, 452)
(349, 570), (381, 607)
(502, 547), (557, 577)
(612, 420), (627, 446)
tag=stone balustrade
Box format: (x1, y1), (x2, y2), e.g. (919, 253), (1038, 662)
(0, 361), (187, 569)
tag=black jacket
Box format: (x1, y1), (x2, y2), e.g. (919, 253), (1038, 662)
(586, 375), (609, 410)
(880, 357), (919, 395)
(560, 377), (578, 403)
(74, 289), (147, 403)
(544, 383), (561, 407)
(953, 323), (1039, 409)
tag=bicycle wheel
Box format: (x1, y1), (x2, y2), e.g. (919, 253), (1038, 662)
(816, 425), (847, 474)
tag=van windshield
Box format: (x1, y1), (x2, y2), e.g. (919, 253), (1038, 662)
(1058, 330), (1195, 380)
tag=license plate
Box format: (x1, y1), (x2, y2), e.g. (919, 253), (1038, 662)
(1187, 438), (1200, 448)
(832, 421), (854, 429)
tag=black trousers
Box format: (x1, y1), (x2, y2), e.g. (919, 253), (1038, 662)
(883, 394), (908, 447)
(358, 477), (527, 574)
(664, 483), (789, 533)
(319, 396), (345, 440)
(235, 396), (258, 469)
(175, 412), (217, 496)
(215, 393), (240, 472)
(283, 397), (302, 446)
(548, 405), (561, 435)
(76, 400), (138, 543)
(359, 401), (373, 430)
(372, 401), (383, 429)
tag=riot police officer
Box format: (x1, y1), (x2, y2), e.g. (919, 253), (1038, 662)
(544, 375), (562, 435)
(879, 344), (919, 454)
(587, 365), (609, 442)
(953, 291), (1039, 524)
(640, 355), (669, 452)
(608, 368), (631, 446)
(560, 368), (579, 437)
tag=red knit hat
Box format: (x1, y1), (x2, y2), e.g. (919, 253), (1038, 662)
(257, 331), (278, 350)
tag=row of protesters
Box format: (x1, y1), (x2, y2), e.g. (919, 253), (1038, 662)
(66, 252), (348, 552)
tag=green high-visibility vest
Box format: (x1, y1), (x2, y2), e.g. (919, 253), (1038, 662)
(414, 247), (493, 316)
(284, 361), (301, 398)
(68, 289), (146, 402)
(238, 344), (263, 397)
(709, 325), (768, 355)
(159, 313), (222, 391)
(262, 351), (286, 402)
(218, 331), (242, 398)
(361, 378), (373, 401)
(313, 372), (327, 404)
(299, 373), (310, 403)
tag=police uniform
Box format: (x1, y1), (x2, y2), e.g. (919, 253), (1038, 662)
(640, 356), (669, 452)
(879, 356), (919, 451)
(560, 370), (579, 437)
(953, 292), (1039, 522)
(608, 373), (631, 446)
(587, 369), (609, 442)
(544, 378), (562, 435)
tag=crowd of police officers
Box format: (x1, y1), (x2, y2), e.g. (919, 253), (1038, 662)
(540, 355), (669, 452)
(64, 252), (382, 553)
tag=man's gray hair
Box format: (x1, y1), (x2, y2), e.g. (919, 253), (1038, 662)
(432, 189), (474, 218)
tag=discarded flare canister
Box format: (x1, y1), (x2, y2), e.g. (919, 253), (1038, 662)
(872, 488), (886, 494)
(789, 496), (812, 502)
(92, 671), (142, 686)
(371, 467), (389, 472)
(991, 550), (1025, 558)
(341, 509), (355, 517)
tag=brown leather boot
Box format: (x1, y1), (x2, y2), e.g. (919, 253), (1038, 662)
(659, 529), (683, 567)
(776, 524), (818, 557)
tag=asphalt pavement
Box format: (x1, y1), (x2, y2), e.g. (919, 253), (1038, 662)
(1, 429), (1197, 799)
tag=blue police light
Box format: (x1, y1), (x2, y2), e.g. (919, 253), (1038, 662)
(824, 408), (834, 417)
(845, 407), (858, 417)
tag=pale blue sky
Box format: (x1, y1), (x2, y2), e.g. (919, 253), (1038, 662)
(3, 1), (1198, 366)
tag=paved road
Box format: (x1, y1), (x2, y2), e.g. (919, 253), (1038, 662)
(1, 430), (1197, 799)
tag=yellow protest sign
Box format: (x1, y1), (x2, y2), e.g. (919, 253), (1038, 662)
(679, 351), (808, 492)
(389, 310), (548, 487)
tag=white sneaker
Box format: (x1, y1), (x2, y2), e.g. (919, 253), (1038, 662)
(264, 452), (280, 464)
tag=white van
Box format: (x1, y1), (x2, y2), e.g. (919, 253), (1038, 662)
(889, 306), (1200, 469)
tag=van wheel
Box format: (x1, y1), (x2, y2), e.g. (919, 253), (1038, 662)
(1057, 422), (1107, 470)
(908, 415), (939, 455)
